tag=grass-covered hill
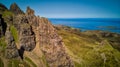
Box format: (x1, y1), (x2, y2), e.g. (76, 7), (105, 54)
(55, 25), (120, 67)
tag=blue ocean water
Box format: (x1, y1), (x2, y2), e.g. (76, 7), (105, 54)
(49, 18), (120, 33)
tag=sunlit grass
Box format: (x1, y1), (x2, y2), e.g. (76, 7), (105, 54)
(25, 57), (37, 67)
(57, 28), (120, 67)
(0, 36), (7, 55)
(10, 25), (19, 43)
(8, 59), (30, 67)
(0, 58), (4, 67)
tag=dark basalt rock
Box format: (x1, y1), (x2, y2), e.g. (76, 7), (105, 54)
(10, 3), (24, 15)
(0, 14), (3, 37)
(0, 14), (7, 37)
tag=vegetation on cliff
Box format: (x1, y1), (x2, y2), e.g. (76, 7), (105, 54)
(10, 25), (19, 42)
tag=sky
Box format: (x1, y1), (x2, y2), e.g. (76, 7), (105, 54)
(0, 0), (120, 18)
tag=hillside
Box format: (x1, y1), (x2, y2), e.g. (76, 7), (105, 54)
(55, 25), (120, 67)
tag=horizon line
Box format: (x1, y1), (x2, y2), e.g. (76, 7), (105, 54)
(47, 17), (120, 19)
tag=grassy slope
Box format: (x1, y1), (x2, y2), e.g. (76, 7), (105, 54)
(0, 37), (6, 55)
(0, 58), (4, 67)
(57, 27), (120, 67)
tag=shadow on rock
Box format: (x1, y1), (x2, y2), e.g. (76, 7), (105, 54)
(0, 14), (7, 36)
(18, 46), (25, 60)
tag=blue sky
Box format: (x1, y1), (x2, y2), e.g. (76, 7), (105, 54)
(0, 0), (120, 18)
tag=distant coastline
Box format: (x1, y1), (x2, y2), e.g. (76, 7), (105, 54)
(49, 18), (120, 34)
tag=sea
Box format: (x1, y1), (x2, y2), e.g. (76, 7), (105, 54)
(49, 18), (120, 34)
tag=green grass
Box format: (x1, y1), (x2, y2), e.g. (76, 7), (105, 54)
(41, 55), (49, 67)
(0, 37), (6, 48)
(10, 25), (19, 43)
(0, 58), (4, 67)
(74, 62), (81, 67)
(2, 10), (13, 18)
(0, 36), (7, 55)
(25, 57), (37, 67)
(57, 28), (120, 67)
(8, 59), (30, 67)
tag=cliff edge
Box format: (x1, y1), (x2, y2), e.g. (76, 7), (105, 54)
(0, 3), (74, 67)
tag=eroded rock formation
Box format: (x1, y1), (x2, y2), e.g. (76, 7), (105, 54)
(0, 14), (7, 37)
(5, 26), (19, 58)
(28, 16), (74, 67)
(0, 14), (3, 37)
(10, 3), (24, 15)
(0, 3), (74, 67)
(13, 15), (36, 51)
(26, 6), (34, 16)
(0, 3), (8, 14)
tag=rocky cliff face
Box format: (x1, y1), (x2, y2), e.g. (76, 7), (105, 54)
(5, 26), (19, 58)
(0, 14), (3, 37)
(10, 3), (24, 15)
(0, 3), (74, 67)
(0, 14), (6, 38)
(0, 3), (8, 14)
(29, 16), (74, 67)
(13, 15), (36, 51)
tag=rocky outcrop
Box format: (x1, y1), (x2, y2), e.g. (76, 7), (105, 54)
(27, 16), (74, 67)
(0, 14), (7, 37)
(10, 3), (24, 15)
(26, 6), (34, 16)
(0, 3), (74, 67)
(39, 18), (73, 67)
(13, 15), (36, 51)
(0, 14), (3, 37)
(0, 3), (8, 14)
(25, 7), (74, 67)
(5, 26), (19, 58)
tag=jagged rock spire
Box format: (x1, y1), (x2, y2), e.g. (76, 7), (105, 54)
(0, 3), (8, 14)
(10, 3), (24, 15)
(26, 6), (34, 16)
(0, 3), (7, 10)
